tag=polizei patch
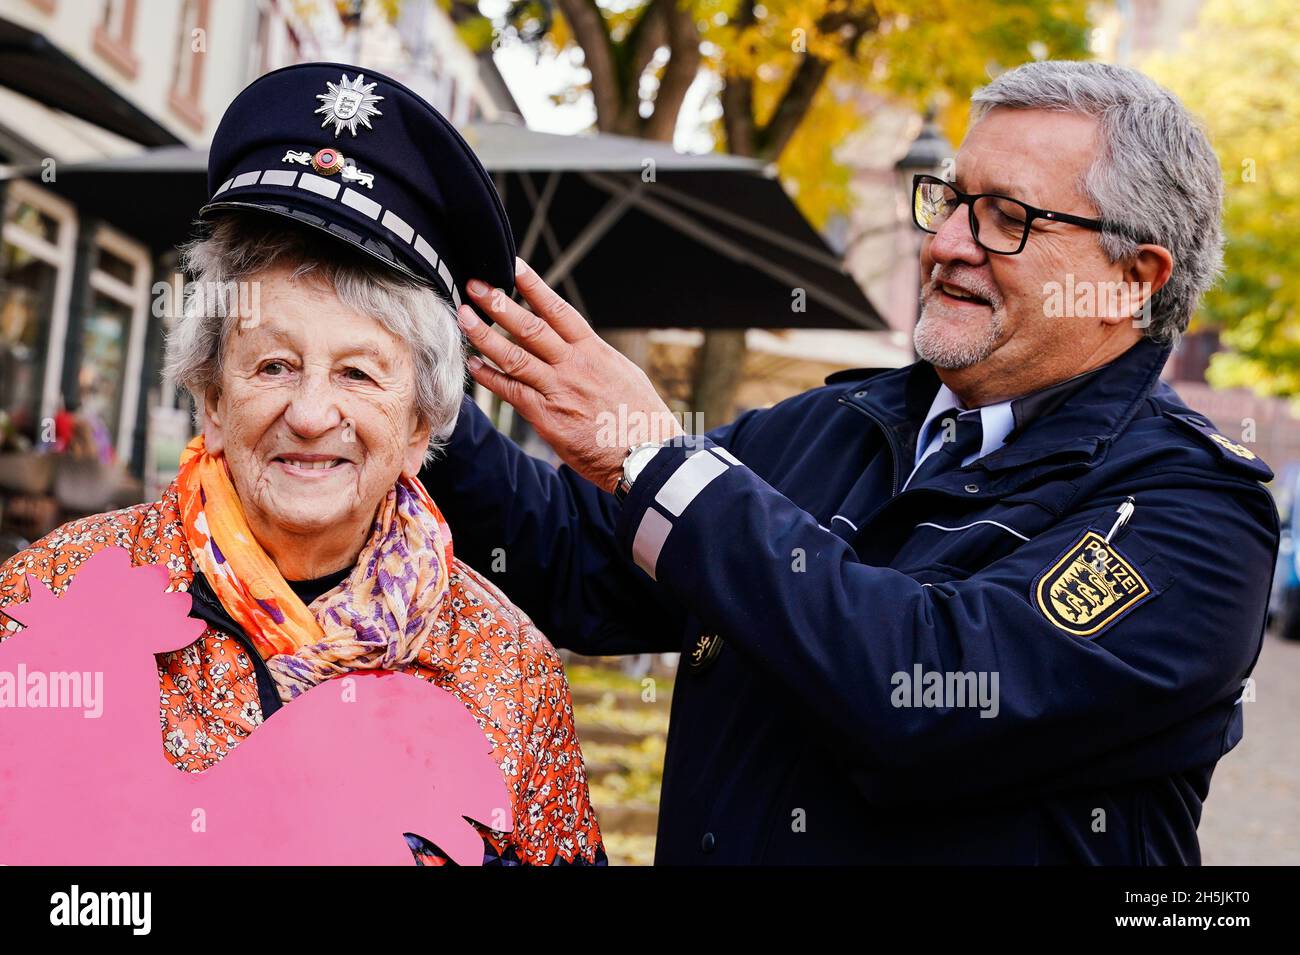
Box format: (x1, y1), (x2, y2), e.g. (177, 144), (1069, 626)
(1033, 530), (1151, 637)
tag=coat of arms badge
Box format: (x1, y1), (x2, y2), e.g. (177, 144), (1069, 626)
(315, 73), (384, 137)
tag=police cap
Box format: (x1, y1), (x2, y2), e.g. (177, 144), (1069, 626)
(202, 61), (516, 312)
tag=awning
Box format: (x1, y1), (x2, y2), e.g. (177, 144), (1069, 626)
(0, 16), (181, 148)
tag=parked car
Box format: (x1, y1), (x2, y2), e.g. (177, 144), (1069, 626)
(1268, 462), (1300, 641)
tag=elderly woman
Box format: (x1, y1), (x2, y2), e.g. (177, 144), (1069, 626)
(0, 63), (604, 866)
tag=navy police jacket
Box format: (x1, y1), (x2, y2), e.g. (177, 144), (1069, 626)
(421, 337), (1279, 864)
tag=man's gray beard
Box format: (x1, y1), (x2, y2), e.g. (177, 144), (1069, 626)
(913, 300), (1005, 369)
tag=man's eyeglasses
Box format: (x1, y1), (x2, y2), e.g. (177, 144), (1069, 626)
(910, 174), (1135, 255)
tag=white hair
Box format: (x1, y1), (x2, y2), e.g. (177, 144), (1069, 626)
(164, 213), (466, 464)
(969, 60), (1224, 344)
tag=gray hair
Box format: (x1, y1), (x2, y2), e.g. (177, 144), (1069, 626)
(165, 213), (466, 463)
(969, 60), (1223, 343)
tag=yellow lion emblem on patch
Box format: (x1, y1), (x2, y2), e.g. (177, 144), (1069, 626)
(1035, 531), (1151, 636)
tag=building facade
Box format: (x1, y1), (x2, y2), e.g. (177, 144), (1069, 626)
(0, 0), (514, 536)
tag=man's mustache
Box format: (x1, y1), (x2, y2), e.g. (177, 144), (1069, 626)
(924, 265), (1003, 309)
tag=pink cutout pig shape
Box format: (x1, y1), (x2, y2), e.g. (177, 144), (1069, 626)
(0, 547), (512, 865)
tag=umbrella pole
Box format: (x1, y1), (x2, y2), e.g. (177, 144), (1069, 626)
(515, 172), (589, 317)
(541, 181), (645, 288)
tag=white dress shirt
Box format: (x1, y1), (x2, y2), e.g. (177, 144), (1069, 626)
(904, 384), (1016, 490)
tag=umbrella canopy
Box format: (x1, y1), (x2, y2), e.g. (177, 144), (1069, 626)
(2, 123), (882, 331)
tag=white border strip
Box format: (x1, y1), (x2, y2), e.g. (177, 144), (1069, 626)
(655, 450), (728, 517)
(631, 509), (674, 580)
(214, 168), (460, 304)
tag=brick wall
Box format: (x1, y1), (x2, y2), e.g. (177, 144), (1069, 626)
(1168, 380), (1300, 478)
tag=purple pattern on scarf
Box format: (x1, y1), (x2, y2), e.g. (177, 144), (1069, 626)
(263, 480), (450, 702)
(255, 597), (285, 624)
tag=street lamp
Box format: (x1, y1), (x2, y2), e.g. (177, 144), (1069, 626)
(895, 107), (954, 186)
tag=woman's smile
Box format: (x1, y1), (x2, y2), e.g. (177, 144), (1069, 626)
(271, 453), (355, 478)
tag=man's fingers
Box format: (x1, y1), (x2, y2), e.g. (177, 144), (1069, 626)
(467, 355), (538, 412)
(466, 276), (572, 364)
(457, 305), (553, 390)
(510, 258), (594, 344)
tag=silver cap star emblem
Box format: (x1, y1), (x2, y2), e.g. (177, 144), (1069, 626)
(314, 73), (384, 138)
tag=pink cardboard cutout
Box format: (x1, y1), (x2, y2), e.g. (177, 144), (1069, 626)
(0, 547), (513, 865)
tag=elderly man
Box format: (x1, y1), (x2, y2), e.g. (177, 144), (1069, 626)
(424, 60), (1279, 864)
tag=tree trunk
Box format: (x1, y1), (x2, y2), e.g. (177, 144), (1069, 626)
(686, 5), (879, 430)
(603, 329), (652, 368)
(551, 0), (859, 432)
(690, 328), (748, 430)
(687, 1), (760, 431)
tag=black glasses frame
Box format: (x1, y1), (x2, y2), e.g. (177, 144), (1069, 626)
(911, 174), (1136, 255)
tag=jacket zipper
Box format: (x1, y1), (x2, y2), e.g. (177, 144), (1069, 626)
(838, 395), (904, 498)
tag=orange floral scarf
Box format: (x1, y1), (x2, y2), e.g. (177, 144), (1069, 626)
(177, 436), (454, 701)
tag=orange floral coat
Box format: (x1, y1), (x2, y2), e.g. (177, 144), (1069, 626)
(0, 483), (604, 866)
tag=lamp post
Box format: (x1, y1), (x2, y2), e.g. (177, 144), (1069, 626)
(896, 107), (953, 184)
(893, 108), (954, 343)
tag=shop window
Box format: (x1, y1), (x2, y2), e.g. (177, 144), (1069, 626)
(77, 293), (131, 458)
(9, 201), (60, 246)
(0, 186), (76, 450)
(83, 229), (149, 464)
(96, 245), (136, 286)
(0, 244), (56, 444)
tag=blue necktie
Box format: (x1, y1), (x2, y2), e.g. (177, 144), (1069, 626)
(910, 410), (984, 487)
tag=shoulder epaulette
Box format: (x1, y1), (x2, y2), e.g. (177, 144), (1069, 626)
(1160, 409), (1274, 482)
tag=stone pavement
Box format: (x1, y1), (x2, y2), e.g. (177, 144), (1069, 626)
(1199, 630), (1300, 865)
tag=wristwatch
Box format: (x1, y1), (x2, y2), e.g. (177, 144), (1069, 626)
(614, 442), (665, 503)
